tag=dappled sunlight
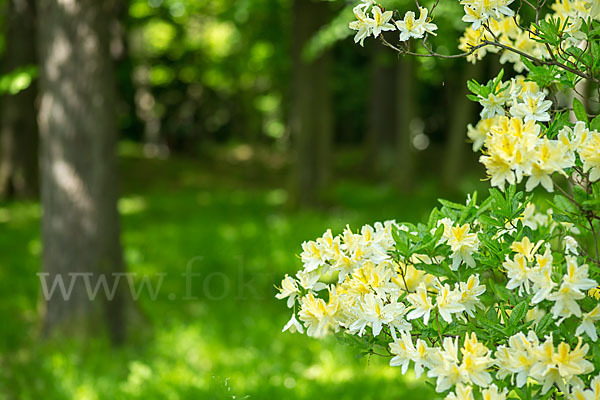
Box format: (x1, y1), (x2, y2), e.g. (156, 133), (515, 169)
(118, 196), (148, 215)
(0, 155), (442, 399)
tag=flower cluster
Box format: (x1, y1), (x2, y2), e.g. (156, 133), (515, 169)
(349, 2), (438, 46)
(458, 16), (547, 71)
(277, 219), (481, 339)
(496, 332), (594, 394)
(461, 0), (515, 31)
(279, 0), (600, 398)
(277, 187), (600, 398)
(458, 0), (600, 71)
(467, 73), (600, 192)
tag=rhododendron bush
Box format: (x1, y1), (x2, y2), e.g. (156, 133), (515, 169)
(276, 0), (600, 398)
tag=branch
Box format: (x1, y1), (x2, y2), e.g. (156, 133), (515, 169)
(378, 32), (600, 84)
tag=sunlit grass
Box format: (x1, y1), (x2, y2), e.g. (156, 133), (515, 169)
(0, 152), (441, 399)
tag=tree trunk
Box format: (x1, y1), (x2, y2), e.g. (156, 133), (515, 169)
(36, 0), (126, 343)
(441, 62), (483, 189)
(0, 0), (39, 199)
(290, 0), (333, 207)
(365, 43), (396, 180)
(395, 57), (416, 191)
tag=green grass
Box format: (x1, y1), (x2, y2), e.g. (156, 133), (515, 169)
(0, 151), (444, 399)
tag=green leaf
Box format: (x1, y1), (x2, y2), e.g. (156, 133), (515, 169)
(521, 56), (558, 87)
(417, 262), (449, 278)
(393, 228), (411, 257)
(427, 208), (440, 229)
(467, 79), (483, 97)
(573, 98), (589, 124)
(489, 188), (505, 208)
(582, 198), (600, 211)
(488, 279), (511, 302)
(438, 198), (465, 211)
(553, 194), (578, 214)
(508, 301), (529, 328)
(477, 213), (499, 227)
(591, 115), (600, 131)
(552, 213), (572, 223)
(573, 185), (589, 204)
(545, 112), (570, 138)
(490, 69), (504, 92)
(536, 313), (554, 336)
(478, 317), (508, 337)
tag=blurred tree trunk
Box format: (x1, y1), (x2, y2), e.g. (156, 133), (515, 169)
(395, 57), (416, 191)
(365, 43), (395, 179)
(290, 0), (333, 207)
(109, 0), (143, 143)
(441, 62), (483, 189)
(37, 0), (126, 344)
(0, 0), (39, 199)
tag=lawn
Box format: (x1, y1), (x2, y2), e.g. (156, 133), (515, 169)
(0, 148), (448, 399)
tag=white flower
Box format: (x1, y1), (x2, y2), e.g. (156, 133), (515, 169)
(282, 313), (304, 333)
(445, 383), (475, 400)
(462, 3), (486, 30)
(427, 336), (463, 392)
(396, 11), (422, 41)
(525, 163), (555, 192)
(349, 4), (374, 46)
(529, 246), (556, 304)
(395, 7), (437, 41)
(509, 91), (552, 122)
(389, 331), (430, 377)
(481, 384), (508, 400)
(416, 7), (438, 36)
(521, 202), (538, 230)
(298, 290), (339, 337)
(576, 305), (600, 341)
(550, 338), (594, 388)
(459, 332), (493, 387)
(562, 256), (597, 293)
(435, 282), (465, 323)
(579, 129), (600, 181)
(349, 294), (408, 337)
(435, 217), (455, 243)
(457, 274), (486, 316)
(564, 235), (579, 255)
(406, 283), (434, 324)
(370, 6), (395, 37)
(503, 253), (531, 294)
(275, 274), (300, 308)
(547, 283), (585, 320)
(300, 240), (324, 272)
(446, 223), (479, 270)
(296, 269), (327, 292)
(479, 92), (508, 119)
(495, 331), (539, 388)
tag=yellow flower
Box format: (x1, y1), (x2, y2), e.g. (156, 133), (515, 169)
(579, 130), (600, 181)
(446, 223), (479, 270)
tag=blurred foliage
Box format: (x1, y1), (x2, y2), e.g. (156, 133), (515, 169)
(125, 0), (292, 150)
(118, 0), (477, 153)
(0, 65), (37, 95)
(0, 0), (482, 157)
